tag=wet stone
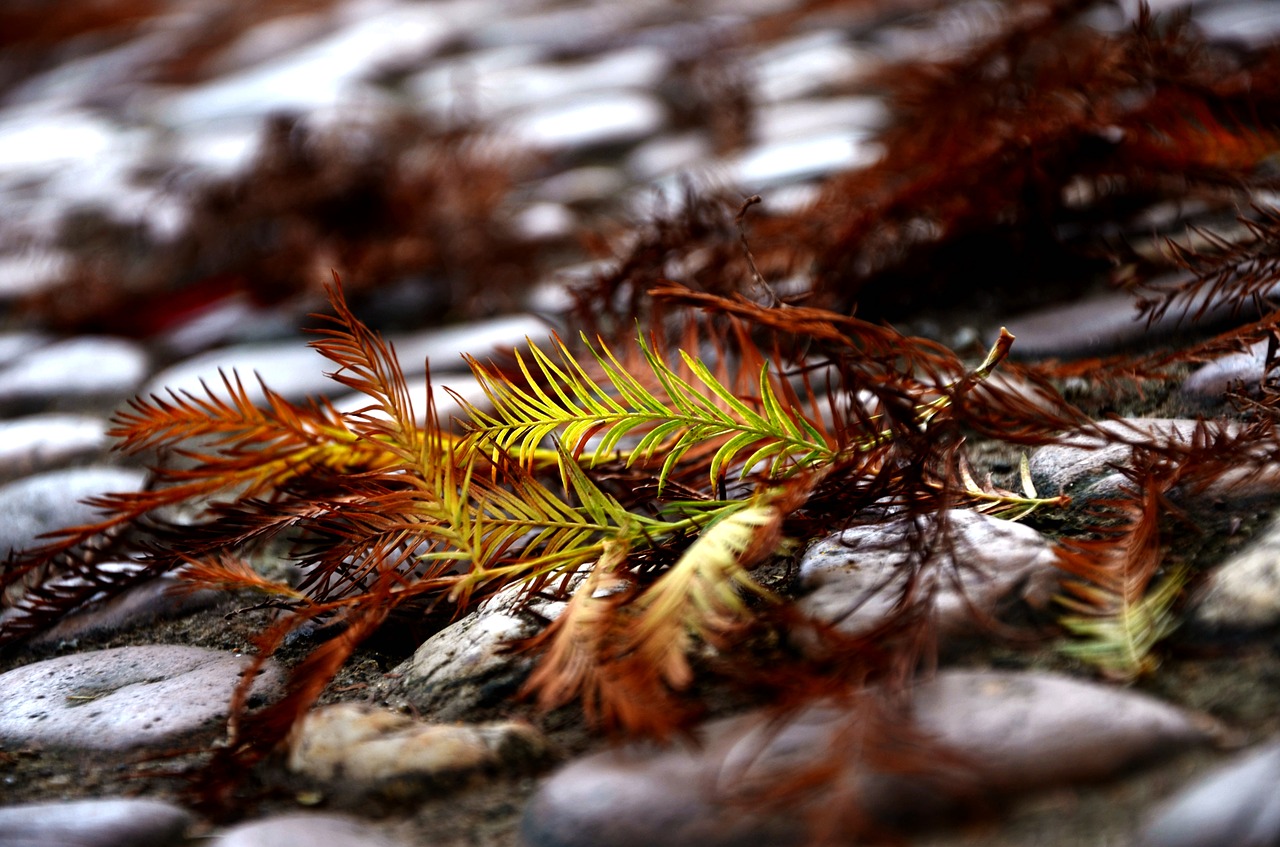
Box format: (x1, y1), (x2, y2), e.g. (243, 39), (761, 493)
(1188, 514), (1280, 632)
(750, 31), (871, 103)
(1181, 338), (1269, 404)
(287, 703), (551, 801)
(0, 413), (111, 480)
(152, 5), (455, 124)
(730, 131), (879, 190)
(521, 669), (1226, 847)
(1136, 740), (1280, 847)
(998, 272), (1267, 360)
(0, 331), (51, 366)
(1025, 417), (1280, 502)
(389, 583), (566, 720)
(143, 341), (344, 405)
(146, 314), (550, 406)
(334, 372), (488, 430)
(210, 814), (410, 847)
(0, 466), (147, 558)
(0, 797), (192, 847)
(0, 336), (147, 411)
(413, 46), (669, 122)
(796, 509), (1061, 642)
(0, 645), (281, 751)
(506, 90), (666, 154)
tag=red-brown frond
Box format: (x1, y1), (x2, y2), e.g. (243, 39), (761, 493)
(308, 275), (423, 463)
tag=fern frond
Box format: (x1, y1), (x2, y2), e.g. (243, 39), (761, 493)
(624, 494), (784, 690)
(954, 453), (1069, 520)
(1052, 479), (1176, 681)
(174, 553), (307, 602)
(1058, 566), (1186, 680)
(464, 330), (839, 492)
(309, 276), (424, 464)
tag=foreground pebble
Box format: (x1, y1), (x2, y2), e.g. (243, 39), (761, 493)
(390, 584), (566, 720)
(521, 669), (1227, 847)
(210, 814), (410, 847)
(288, 702), (551, 800)
(0, 797), (192, 847)
(1137, 740), (1280, 847)
(0, 645), (281, 751)
(796, 509), (1061, 641)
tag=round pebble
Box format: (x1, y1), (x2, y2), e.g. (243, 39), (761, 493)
(1137, 740), (1280, 847)
(796, 509), (1061, 641)
(0, 797), (192, 847)
(211, 814), (410, 847)
(520, 669), (1226, 846)
(0, 336), (147, 409)
(288, 703), (550, 800)
(0, 413), (110, 480)
(1190, 515), (1280, 631)
(0, 645), (281, 751)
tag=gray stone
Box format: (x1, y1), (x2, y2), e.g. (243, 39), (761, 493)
(796, 510), (1060, 641)
(0, 332), (52, 367)
(1137, 740), (1280, 847)
(533, 166), (628, 207)
(1197, 2), (1280, 50)
(0, 414), (111, 479)
(1002, 273), (1279, 361)
(0, 466), (147, 558)
(412, 46), (668, 122)
(506, 91), (666, 153)
(0, 336), (147, 408)
(390, 582), (571, 720)
(151, 6), (455, 125)
(1190, 515), (1280, 631)
(729, 131), (879, 190)
(211, 814), (409, 847)
(0, 253), (70, 300)
(1181, 339), (1270, 404)
(1001, 291), (1155, 358)
(0, 645), (281, 751)
(143, 340), (345, 405)
(1026, 417), (1280, 502)
(753, 96), (889, 144)
(470, 5), (650, 52)
(332, 372), (488, 431)
(287, 703), (550, 800)
(625, 132), (713, 181)
(521, 670), (1226, 847)
(750, 31), (871, 103)
(510, 203), (577, 242)
(0, 797), (192, 847)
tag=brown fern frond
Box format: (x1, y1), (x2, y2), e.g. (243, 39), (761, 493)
(307, 274), (424, 465)
(1136, 207), (1280, 327)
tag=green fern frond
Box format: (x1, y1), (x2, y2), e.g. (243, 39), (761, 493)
(1058, 566), (1187, 681)
(463, 330), (838, 492)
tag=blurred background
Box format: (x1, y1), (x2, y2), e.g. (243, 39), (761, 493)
(0, 0), (1276, 409)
